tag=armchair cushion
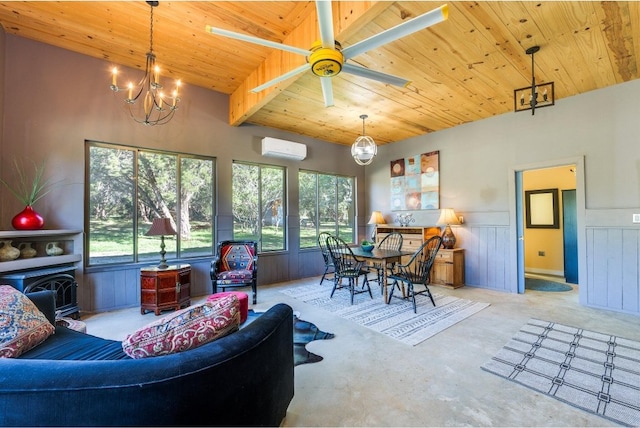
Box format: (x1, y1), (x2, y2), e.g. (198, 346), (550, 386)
(216, 269), (254, 284)
(122, 294), (241, 359)
(0, 285), (55, 358)
(220, 242), (255, 271)
(212, 240), (259, 304)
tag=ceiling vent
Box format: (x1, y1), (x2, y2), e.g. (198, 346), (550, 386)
(261, 137), (307, 161)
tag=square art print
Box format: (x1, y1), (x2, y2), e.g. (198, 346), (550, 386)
(390, 151), (439, 211)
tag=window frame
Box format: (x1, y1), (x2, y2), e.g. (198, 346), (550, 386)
(299, 169), (355, 249)
(84, 140), (216, 268)
(231, 161), (287, 253)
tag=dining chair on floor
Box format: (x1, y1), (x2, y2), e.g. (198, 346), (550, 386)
(369, 231), (403, 295)
(317, 232), (335, 285)
(326, 235), (372, 305)
(387, 235), (442, 313)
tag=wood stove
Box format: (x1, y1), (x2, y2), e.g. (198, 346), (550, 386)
(0, 264), (79, 318)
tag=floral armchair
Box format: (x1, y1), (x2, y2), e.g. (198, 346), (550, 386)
(210, 240), (258, 304)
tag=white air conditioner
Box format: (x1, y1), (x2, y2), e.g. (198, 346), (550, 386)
(261, 137), (307, 160)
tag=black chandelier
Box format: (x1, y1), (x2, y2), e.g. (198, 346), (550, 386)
(514, 46), (554, 115)
(109, 1), (181, 126)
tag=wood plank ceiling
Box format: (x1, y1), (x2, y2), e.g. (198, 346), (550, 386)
(0, 1), (638, 146)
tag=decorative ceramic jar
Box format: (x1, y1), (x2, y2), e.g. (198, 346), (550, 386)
(12, 206), (45, 230)
(0, 240), (21, 262)
(46, 242), (64, 256)
(18, 242), (37, 259)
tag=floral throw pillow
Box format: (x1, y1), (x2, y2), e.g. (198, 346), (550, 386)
(0, 285), (55, 358)
(122, 294), (240, 359)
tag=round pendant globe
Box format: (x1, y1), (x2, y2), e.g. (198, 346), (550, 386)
(351, 135), (377, 166)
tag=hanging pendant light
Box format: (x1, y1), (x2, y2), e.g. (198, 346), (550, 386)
(513, 45), (554, 115)
(109, 1), (182, 126)
(351, 114), (377, 166)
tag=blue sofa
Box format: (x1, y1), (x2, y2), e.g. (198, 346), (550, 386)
(0, 291), (294, 427)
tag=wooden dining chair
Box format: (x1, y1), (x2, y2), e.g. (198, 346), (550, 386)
(387, 235), (442, 313)
(317, 232), (334, 285)
(325, 235), (372, 305)
(370, 231), (403, 295)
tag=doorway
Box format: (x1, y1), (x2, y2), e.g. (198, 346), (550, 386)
(522, 166), (576, 286)
(510, 156), (586, 300)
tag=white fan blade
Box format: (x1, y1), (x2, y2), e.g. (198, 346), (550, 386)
(205, 25), (309, 56)
(342, 4), (449, 60)
(320, 77), (334, 107)
(316, 0), (334, 48)
(250, 63), (309, 93)
(342, 63), (410, 87)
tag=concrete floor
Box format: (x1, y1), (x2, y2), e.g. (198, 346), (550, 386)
(84, 276), (640, 427)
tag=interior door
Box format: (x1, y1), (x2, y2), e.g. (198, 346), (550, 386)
(562, 189), (578, 283)
(516, 170), (525, 293)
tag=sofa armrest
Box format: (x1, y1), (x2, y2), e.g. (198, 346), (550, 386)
(26, 290), (56, 325)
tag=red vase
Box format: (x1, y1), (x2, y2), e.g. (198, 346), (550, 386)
(12, 206), (44, 230)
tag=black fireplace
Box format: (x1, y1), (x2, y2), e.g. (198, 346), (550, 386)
(0, 264), (79, 318)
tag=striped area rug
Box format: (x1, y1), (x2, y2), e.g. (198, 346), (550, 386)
(482, 319), (640, 426)
(280, 283), (490, 346)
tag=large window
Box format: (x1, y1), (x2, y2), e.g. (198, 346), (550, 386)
(232, 162), (286, 252)
(299, 170), (354, 248)
(86, 141), (215, 266)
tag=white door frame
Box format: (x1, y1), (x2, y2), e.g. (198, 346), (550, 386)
(507, 156), (586, 303)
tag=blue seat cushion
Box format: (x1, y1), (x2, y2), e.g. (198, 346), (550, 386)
(18, 326), (130, 360)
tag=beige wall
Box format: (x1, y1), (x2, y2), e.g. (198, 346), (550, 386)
(3, 31), (640, 316)
(366, 76), (640, 315)
(0, 34), (365, 312)
(523, 166), (577, 276)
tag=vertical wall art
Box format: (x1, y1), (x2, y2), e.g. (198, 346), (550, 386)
(390, 150), (439, 211)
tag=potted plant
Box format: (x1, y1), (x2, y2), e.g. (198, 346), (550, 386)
(0, 158), (57, 230)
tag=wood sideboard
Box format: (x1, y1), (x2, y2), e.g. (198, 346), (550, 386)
(375, 225), (440, 264)
(432, 248), (465, 289)
(375, 225), (465, 288)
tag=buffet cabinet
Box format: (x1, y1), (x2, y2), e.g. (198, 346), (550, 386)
(431, 248), (465, 289)
(375, 226), (441, 264)
(140, 264), (191, 316)
(376, 225), (465, 288)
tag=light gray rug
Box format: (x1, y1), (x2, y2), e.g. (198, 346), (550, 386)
(482, 319), (640, 427)
(280, 283), (489, 346)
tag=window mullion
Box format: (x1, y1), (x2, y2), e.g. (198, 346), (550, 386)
(133, 150), (140, 263)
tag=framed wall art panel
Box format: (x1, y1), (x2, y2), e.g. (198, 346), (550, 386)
(390, 150), (439, 211)
(525, 188), (559, 229)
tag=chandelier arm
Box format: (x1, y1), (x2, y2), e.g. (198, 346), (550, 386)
(109, 1), (180, 126)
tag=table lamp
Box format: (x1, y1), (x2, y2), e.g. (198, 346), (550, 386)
(145, 217), (177, 269)
(367, 211), (386, 241)
(436, 208), (461, 249)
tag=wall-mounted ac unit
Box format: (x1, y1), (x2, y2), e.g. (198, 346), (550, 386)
(261, 137), (307, 160)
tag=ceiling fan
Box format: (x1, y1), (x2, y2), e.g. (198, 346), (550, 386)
(205, 1), (448, 107)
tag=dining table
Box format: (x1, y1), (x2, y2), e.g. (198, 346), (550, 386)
(348, 247), (413, 303)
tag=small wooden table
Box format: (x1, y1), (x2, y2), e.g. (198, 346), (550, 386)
(348, 247), (412, 303)
(140, 264), (191, 315)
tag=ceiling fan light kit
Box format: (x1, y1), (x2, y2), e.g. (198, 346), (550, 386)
(351, 114), (377, 166)
(205, 2), (448, 108)
(514, 45), (555, 115)
(109, 1), (181, 126)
